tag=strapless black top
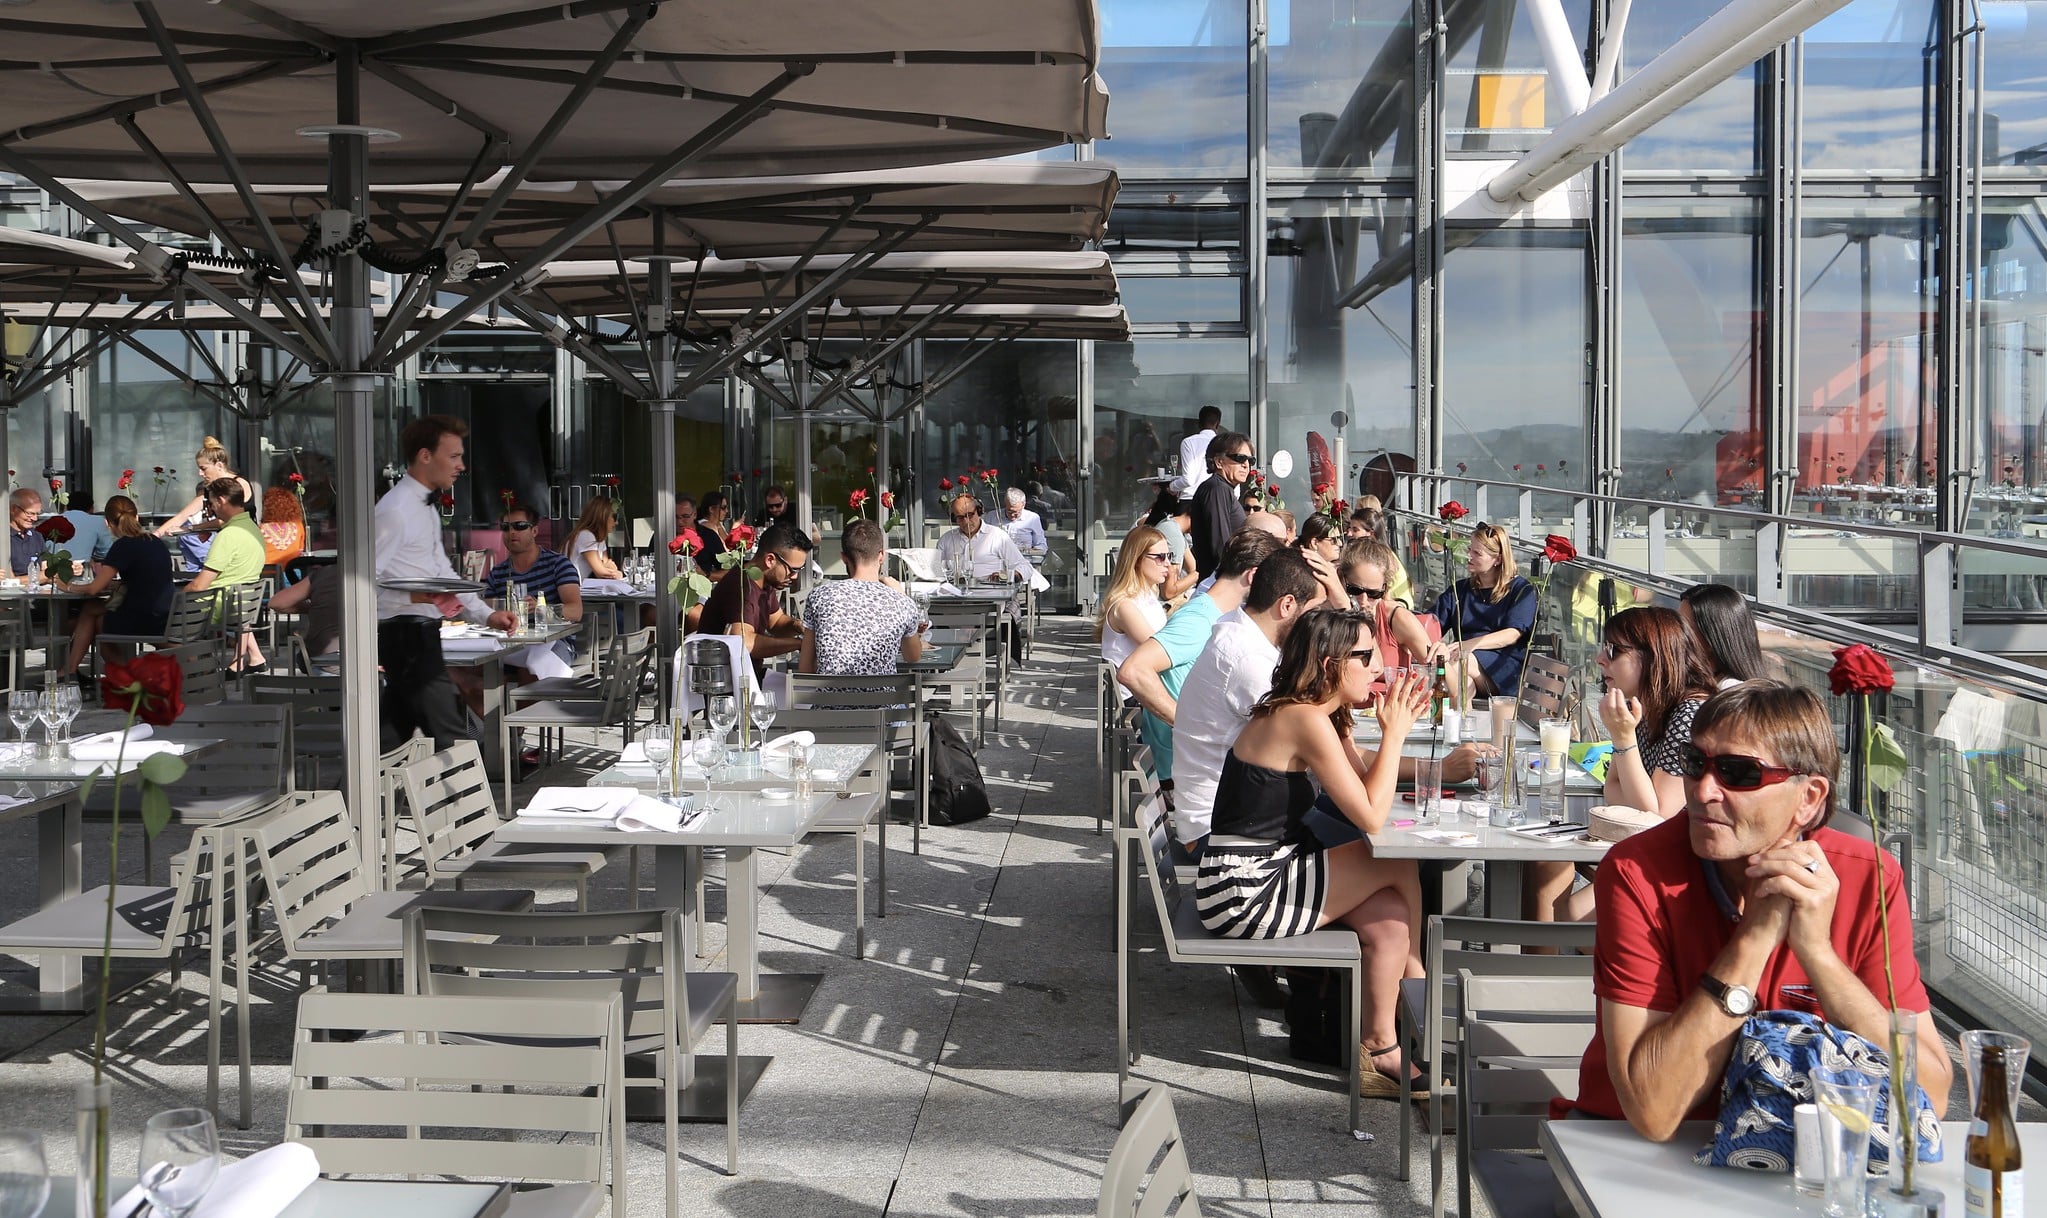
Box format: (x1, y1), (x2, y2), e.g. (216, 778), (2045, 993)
(1207, 751), (1317, 846)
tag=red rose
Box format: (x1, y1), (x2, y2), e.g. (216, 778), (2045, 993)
(605, 475), (620, 488)
(103, 652), (184, 726)
(751, 468), (763, 479)
(988, 468), (999, 479)
(35, 517), (74, 544)
(1828, 644), (1895, 697)
(49, 478), (61, 493)
(726, 522), (756, 549)
(153, 466), (164, 474)
(1542, 534), (1577, 564)
(849, 488), (869, 511)
(1267, 482), (1280, 496)
(669, 528), (702, 556)
(939, 478), (953, 491)
(289, 472), (304, 485)
(437, 492), (454, 510)
(1438, 501), (1469, 522)
(958, 473), (969, 485)
(867, 466), (876, 475)
(1537, 464), (1547, 472)
(880, 491), (895, 509)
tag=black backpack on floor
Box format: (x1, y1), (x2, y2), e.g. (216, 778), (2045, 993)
(927, 716), (993, 825)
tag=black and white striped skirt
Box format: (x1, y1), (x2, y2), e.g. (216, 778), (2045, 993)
(1193, 841), (1329, 939)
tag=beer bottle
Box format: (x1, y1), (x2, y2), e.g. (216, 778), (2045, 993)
(1429, 660), (1449, 726)
(1967, 1043), (2024, 1218)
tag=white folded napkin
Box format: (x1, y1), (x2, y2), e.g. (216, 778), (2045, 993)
(518, 786), (637, 820)
(617, 741), (654, 766)
(115, 1141), (319, 1218)
(71, 738), (184, 763)
(440, 636), (503, 654)
(614, 793), (699, 833)
(72, 724), (154, 751)
(938, 582), (963, 595)
(761, 731), (816, 756)
(581, 577), (636, 594)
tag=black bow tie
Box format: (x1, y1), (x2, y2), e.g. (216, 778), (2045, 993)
(425, 490), (440, 506)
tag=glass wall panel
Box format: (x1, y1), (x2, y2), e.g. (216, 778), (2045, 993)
(1975, 197), (2047, 540)
(1266, 201), (1415, 514)
(1617, 199), (1762, 511)
(921, 341), (1082, 605)
(90, 333), (221, 513)
(1444, 0), (1590, 156)
(1620, 0), (1760, 173)
(1442, 228), (1589, 496)
(1106, 204), (1244, 253)
(1267, 0), (1414, 176)
(1099, 0), (1249, 174)
(1981, 4), (2047, 169)
(1122, 275), (1244, 324)
(1093, 338), (1248, 538)
(1801, 0), (1939, 175)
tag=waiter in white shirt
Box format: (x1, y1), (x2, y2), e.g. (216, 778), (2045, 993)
(1177, 404), (1223, 501)
(937, 491), (1035, 663)
(375, 413), (516, 749)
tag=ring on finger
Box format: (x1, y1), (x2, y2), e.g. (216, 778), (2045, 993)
(1802, 857), (1820, 875)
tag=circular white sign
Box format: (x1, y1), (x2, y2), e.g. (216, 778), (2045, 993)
(1270, 450), (1295, 479)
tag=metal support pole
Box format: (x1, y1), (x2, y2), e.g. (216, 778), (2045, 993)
(328, 50), (384, 875)
(791, 326), (814, 539)
(649, 249), (679, 719)
(1413, 0), (1447, 477)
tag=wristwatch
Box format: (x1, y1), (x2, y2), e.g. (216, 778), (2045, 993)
(1698, 973), (1756, 1018)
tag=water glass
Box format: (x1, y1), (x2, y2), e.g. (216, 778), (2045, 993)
(137, 1108), (218, 1218)
(34, 694), (60, 760)
(1813, 1074), (1879, 1218)
(691, 733), (724, 804)
(1412, 757), (1444, 824)
(5, 693), (37, 769)
(0, 1130), (49, 1218)
(706, 694), (738, 742)
(1476, 755), (1505, 815)
(749, 697), (776, 744)
(641, 723), (674, 800)
(1962, 1029), (2032, 1116)
(790, 742), (815, 799)
(50, 685), (79, 754)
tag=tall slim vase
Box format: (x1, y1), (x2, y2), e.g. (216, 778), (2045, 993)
(75, 1078), (111, 1218)
(1877, 1009), (1943, 1218)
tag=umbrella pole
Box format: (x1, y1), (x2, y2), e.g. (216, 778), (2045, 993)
(649, 251), (678, 722)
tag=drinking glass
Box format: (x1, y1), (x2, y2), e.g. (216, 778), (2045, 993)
(706, 695), (738, 744)
(34, 694), (60, 759)
(1489, 697), (1518, 749)
(1962, 1030), (2032, 1116)
(0, 1130), (49, 1218)
(1413, 757), (1444, 825)
(1475, 755), (1504, 818)
(1812, 1074), (1878, 1218)
(137, 1108), (219, 1218)
(790, 741), (815, 799)
(50, 686), (79, 753)
(1539, 716), (1572, 762)
(641, 723), (674, 800)
(4, 693), (37, 769)
(691, 733), (724, 805)
(749, 697), (776, 746)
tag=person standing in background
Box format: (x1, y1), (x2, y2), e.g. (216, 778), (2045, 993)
(1177, 404), (1222, 499)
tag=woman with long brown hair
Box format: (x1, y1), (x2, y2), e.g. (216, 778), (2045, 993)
(1194, 607), (1431, 1097)
(562, 495), (623, 581)
(1426, 520), (1535, 697)
(1097, 525), (1171, 696)
(62, 495), (174, 679)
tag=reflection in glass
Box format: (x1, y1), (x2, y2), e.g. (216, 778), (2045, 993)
(1442, 229), (1589, 493)
(1975, 198), (2047, 540)
(1099, 0), (1249, 173)
(1444, 0), (1590, 155)
(1106, 205), (1244, 253)
(1267, 0), (1414, 175)
(1801, 0), (1938, 175)
(1982, 3), (2047, 169)
(1620, 0), (1759, 173)
(1121, 276), (1244, 324)
(1093, 339), (1249, 530)
(1266, 203), (1415, 512)
(1618, 200), (1762, 510)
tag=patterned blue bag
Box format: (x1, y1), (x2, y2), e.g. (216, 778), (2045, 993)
(1693, 1009), (1943, 1173)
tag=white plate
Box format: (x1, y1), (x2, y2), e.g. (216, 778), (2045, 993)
(758, 787), (795, 800)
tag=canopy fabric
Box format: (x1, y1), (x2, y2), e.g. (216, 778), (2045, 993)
(1, 2), (1107, 183)
(534, 250), (1118, 312)
(65, 162), (1119, 262)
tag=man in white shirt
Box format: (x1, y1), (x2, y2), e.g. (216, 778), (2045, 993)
(1176, 404), (1223, 501)
(375, 413), (516, 749)
(1170, 549), (1324, 851)
(936, 492), (1031, 583)
(998, 487), (1047, 553)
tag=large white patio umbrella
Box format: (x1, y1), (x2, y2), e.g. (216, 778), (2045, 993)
(0, 0), (1109, 862)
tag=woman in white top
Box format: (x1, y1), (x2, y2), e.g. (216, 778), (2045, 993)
(562, 495), (623, 581)
(1098, 524), (1172, 697)
(154, 435), (259, 536)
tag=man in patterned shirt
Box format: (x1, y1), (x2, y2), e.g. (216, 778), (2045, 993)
(800, 518), (925, 676)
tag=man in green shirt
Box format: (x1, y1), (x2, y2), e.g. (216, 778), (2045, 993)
(185, 477), (267, 671)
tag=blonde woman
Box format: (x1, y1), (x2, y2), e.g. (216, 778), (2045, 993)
(1426, 520), (1535, 698)
(154, 436), (258, 539)
(1098, 524), (1172, 698)
(562, 495), (623, 581)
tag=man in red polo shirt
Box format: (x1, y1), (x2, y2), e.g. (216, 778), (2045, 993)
(1562, 681), (1950, 1139)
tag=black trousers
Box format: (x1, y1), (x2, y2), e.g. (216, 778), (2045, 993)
(378, 617), (472, 752)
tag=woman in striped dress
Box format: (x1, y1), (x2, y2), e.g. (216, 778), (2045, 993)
(1193, 608), (1430, 1097)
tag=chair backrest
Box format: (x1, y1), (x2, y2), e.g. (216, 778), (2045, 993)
(161, 639), (228, 706)
(173, 702), (293, 796)
(598, 628), (655, 724)
(398, 741), (506, 876)
(160, 589), (218, 645)
(402, 905), (689, 1058)
(1517, 653), (1570, 727)
(892, 547), (941, 581)
(286, 988), (623, 1202)
(784, 672), (916, 710)
(1457, 970), (1596, 1154)
(1097, 1084), (1202, 1218)
(771, 706), (891, 748)
(248, 791), (371, 954)
(1130, 793), (1188, 931)
(244, 673), (342, 756)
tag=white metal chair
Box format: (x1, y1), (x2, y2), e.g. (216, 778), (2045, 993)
(1453, 970), (1597, 1218)
(500, 627), (656, 809)
(287, 988), (626, 1218)
(1097, 1084), (1202, 1218)
(398, 740), (618, 910)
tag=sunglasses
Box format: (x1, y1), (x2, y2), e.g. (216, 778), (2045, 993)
(1679, 745), (1807, 791)
(952, 510), (980, 522)
(1143, 551), (1172, 564)
(1345, 583), (1386, 600)
(765, 501), (787, 511)
(1349, 647), (1376, 664)
(1219, 452), (1256, 466)
(499, 520), (536, 532)
(1599, 642), (1641, 662)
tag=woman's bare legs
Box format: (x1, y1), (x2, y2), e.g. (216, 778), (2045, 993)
(1319, 841), (1422, 1079)
(64, 601), (106, 674)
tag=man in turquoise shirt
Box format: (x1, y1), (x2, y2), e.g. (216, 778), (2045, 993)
(1118, 529), (1283, 782)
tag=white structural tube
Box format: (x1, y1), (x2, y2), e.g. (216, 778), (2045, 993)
(1588, 0), (1634, 98)
(1488, 0), (1857, 202)
(1527, 0), (1592, 117)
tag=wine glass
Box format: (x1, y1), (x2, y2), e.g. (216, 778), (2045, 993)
(34, 692), (60, 758)
(748, 697), (776, 749)
(706, 695), (738, 745)
(4, 693), (37, 769)
(137, 1108), (218, 1218)
(0, 1130), (49, 1218)
(690, 732), (724, 806)
(50, 686), (79, 755)
(641, 723), (674, 801)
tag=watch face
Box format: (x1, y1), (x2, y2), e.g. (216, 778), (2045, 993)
(1727, 986), (1755, 1016)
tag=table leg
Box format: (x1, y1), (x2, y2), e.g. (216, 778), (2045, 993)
(39, 799), (82, 994)
(1486, 860), (1526, 921)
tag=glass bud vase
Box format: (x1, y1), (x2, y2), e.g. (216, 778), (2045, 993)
(75, 1078), (112, 1218)
(1877, 1009), (1944, 1218)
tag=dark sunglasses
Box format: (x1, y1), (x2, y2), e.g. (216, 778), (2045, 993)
(952, 510), (980, 522)
(1600, 642), (1642, 662)
(500, 520), (536, 532)
(1345, 583), (1386, 600)
(1679, 745), (1807, 791)
(1219, 452), (1256, 466)
(1349, 647), (1376, 663)
(1143, 550), (1172, 563)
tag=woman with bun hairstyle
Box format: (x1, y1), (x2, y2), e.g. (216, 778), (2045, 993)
(155, 436), (258, 538)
